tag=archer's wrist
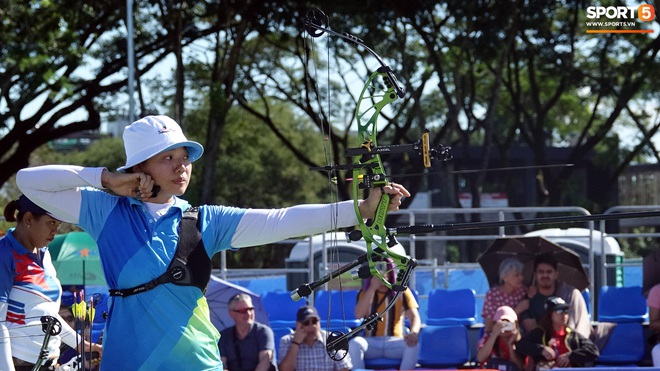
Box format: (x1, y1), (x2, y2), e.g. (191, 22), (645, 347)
(100, 168), (125, 190)
(356, 199), (371, 220)
(100, 168), (112, 188)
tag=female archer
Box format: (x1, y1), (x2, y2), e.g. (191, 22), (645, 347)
(0, 196), (102, 370)
(16, 115), (409, 370)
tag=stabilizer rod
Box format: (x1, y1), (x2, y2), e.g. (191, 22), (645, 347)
(290, 248), (385, 301)
(389, 210), (660, 235)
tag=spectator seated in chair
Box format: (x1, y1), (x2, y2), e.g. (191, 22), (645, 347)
(476, 306), (524, 371)
(516, 297), (599, 369)
(347, 261), (421, 371)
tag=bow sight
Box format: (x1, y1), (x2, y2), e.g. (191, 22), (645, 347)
(310, 131), (453, 175)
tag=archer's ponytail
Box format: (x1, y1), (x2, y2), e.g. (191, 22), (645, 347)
(4, 199), (20, 223)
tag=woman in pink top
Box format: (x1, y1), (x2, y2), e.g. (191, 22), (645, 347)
(482, 258), (530, 333)
(476, 306), (524, 371)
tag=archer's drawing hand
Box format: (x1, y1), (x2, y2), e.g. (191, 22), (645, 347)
(359, 183), (411, 219)
(101, 169), (156, 200)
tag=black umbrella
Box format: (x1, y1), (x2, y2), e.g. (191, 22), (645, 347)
(204, 275), (270, 332)
(478, 236), (590, 291)
(642, 249), (660, 297)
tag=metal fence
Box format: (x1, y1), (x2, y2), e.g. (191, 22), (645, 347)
(215, 205), (660, 314)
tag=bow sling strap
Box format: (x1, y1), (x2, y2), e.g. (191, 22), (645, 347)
(109, 207), (212, 297)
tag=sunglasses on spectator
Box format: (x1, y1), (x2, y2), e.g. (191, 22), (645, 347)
(554, 308), (569, 314)
(232, 307), (255, 314)
(302, 318), (319, 326)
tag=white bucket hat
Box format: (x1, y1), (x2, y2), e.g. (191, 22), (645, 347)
(117, 115), (204, 172)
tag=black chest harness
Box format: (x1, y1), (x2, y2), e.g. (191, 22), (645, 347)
(108, 207), (212, 297)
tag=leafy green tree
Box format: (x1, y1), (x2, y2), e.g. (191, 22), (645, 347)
(0, 1), (118, 185)
(418, 2), (659, 261)
(4, 2), (659, 251)
(0, 0), (261, 188)
(232, 2), (660, 262)
(182, 101), (328, 208)
(235, 6), (441, 211)
(184, 100), (329, 269)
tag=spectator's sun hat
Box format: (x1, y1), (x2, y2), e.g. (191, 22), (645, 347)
(544, 296), (569, 312)
(296, 306), (320, 323)
(493, 306), (518, 322)
(117, 115), (204, 172)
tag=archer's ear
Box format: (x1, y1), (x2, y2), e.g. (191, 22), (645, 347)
(23, 211), (36, 227)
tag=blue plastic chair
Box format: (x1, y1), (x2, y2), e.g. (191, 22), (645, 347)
(426, 288), (477, 326)
(89, 293), (109, 343)
(582, 288), (591, 319)
(273, 326), (294, 359)
(597, 286), (648, 323)
(261, 291), (307, 328)
(417, 325), (470, 368)
(315, 290), (362, 331)
(91, 321), (105, 343)
(595, 322), (646, 365)
(365, 357), (401, 369)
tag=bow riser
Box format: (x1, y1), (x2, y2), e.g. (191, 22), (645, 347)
(351, 68), (411, 290)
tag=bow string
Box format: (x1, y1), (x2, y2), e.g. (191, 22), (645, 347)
(291, 8), (451, 361)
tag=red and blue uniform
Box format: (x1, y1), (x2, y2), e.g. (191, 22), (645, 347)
(0, 229), (63, 363)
